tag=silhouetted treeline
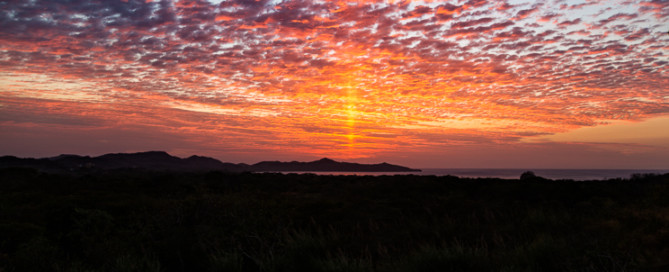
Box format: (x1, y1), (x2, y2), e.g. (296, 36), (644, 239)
(1, 168), (668, 271)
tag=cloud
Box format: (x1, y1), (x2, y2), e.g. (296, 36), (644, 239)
(527, 115), (669, 151)
(639, 0), (669, 18)
(0, 0), (668, 166)
(597, 13), (638, 26)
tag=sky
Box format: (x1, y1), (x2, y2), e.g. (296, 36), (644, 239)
(1, 0), (668, 169)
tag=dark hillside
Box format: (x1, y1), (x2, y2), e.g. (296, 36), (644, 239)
(1, 169), (668, 271)
(251, 157), (421, 172)
(0, 151), (248, 173)
(0, 152), (417, 173)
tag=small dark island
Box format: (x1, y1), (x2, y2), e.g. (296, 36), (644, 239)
(251, 157), (421, 172)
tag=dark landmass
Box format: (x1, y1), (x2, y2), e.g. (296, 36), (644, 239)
(0, 151), (420, 173)
(1, 167), (669, 271)
(251, 157), (420, 172)
(0, 151), (246, 172)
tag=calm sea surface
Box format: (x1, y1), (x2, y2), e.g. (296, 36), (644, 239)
(277, 169), (669, 181)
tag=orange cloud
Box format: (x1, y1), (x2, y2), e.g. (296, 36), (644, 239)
(1, 0), (668, 167)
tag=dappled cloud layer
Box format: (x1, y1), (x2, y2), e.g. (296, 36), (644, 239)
(1, 0), (668, 165)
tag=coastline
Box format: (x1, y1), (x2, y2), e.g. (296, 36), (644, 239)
(267, 168), (669, 181)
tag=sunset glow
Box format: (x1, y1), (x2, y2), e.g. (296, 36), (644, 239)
(1, 0), (668, 168)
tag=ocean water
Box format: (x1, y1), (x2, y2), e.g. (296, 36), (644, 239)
(277, 169), (669, 181)
(420, 169), (669, 181)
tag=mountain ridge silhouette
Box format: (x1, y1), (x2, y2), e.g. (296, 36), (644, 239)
(0, 151), (420, 173)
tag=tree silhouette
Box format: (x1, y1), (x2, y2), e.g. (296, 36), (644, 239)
(520, 171), (537, 180)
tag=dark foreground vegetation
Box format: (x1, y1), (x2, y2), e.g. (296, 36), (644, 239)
(1, 168), (669, 272)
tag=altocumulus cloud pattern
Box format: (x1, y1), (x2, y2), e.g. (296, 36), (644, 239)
(0, 0), (668, 166)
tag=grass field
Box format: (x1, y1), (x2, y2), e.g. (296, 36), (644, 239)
(1, 168), (668, 271)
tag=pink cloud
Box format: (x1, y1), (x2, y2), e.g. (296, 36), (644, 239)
(1, 0), (668, 167)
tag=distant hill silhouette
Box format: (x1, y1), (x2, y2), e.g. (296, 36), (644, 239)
(252, 157), (421, 172)
(0, 152), (420, 173)
(0, 151), (248, 173)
